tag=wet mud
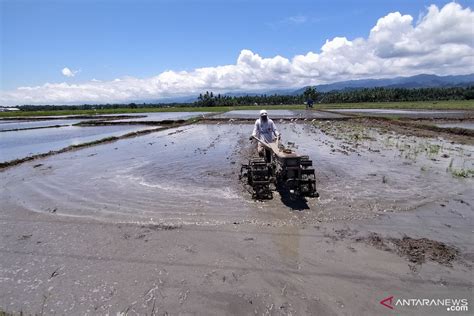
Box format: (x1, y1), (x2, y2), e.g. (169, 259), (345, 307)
(355, 233), (461, 267)
(384, 119), (474, 139)
(329, 228), (463, 268)
(326, 108), (474, 119)
(0, 124), (71, 133)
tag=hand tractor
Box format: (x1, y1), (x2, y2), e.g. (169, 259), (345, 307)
(240, 136), (318, 199)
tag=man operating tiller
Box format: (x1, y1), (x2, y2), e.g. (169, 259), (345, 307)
(249, 110), (280, 162)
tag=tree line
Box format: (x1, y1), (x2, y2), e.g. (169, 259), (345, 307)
(17, 86), (474, 110)
(194, 86), (474, 106)
(195, 91), (304, 107)
(320, 86), (474, 103)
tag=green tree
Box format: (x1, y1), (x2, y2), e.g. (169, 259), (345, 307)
(303, 86), (319, 101)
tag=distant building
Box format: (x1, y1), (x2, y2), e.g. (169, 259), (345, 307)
(0, 107), (20, 112)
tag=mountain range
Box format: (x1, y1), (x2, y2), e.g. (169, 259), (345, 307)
(141, 73), (474, 103)
(294, 73), (474, 94)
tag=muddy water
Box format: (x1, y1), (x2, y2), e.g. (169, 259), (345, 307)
(0, 124), (254, 225)
(255, 121), (473, 224)
(435, 122), (474, 130)
(109, 111), (210, 122)
(1, 122), (472, 227)
(0, 119), (84, 131)
(0, 125), (157, 162)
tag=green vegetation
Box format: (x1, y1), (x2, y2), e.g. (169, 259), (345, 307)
(0, 309), (16, 316)
(1, 100), (473, 118)
(195, 91), (304, 107)
(321, 86), (474, 103)
(0, 104), (305, 117)
(320, 100), (474, 110)
(192, 87), (474, 107)
(303, 86), (319, 101)
(427, 144), (442, 155)
(446, 158), (474, 178)
(450, 168), (474, 178)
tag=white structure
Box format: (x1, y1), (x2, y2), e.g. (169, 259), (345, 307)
(0, 107), (20, 112)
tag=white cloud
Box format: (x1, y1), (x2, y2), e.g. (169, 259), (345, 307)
(267, 15), (312, 29)
(1, 2), (473, 105)
(287, 15), (308, 24)
(61, 67), (79, 78)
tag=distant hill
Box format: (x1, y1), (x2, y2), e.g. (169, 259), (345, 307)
(138, 73), (474, 103)
(293, 74), (474, 94)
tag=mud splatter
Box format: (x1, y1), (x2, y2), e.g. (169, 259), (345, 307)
(354, 233), (462, 267)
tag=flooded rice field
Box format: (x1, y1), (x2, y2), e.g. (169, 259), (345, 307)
(0, 125), (157, 162)
(0, 119), (85, 131)
(1, 116), (473, 315)
(1, 121), (472, 226)
(435, 121), (474, 130)
(1, 124), (252, 224)
(108, 111), (211, 122)
(0, 111), (213, 165)
(214, 109), (345, 119)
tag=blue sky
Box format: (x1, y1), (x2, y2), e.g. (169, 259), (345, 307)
(1, 0), (473, 104)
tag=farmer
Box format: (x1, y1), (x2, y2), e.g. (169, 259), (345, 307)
(249, 109), (280, 158)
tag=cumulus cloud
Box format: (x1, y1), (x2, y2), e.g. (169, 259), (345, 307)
(61, 67), (79, 78)
(1, 2), (473, 105)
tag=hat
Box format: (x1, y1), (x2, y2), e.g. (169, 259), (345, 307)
(260, 109), (268, 116)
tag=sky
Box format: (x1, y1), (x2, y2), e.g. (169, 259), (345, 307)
(0, 0), (473, 105)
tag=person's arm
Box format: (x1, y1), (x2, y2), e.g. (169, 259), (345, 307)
(271, 121), (280, 138)
(251, 120), (260, 139)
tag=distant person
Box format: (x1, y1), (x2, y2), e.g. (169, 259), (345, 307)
(306, 99), (314, 109)
(249, 110), (280, 159)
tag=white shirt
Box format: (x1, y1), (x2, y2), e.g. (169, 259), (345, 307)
(252, 118), (279, 143)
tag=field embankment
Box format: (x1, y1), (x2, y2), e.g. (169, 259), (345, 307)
(1, 100), (473, 118)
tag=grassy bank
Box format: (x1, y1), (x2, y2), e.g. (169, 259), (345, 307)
(319, 100), (474, 110)
(0, 104), (306, 117)
(1, 100), (472, 117)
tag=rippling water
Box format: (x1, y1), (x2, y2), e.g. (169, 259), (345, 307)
(1, 122), (472, 226)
